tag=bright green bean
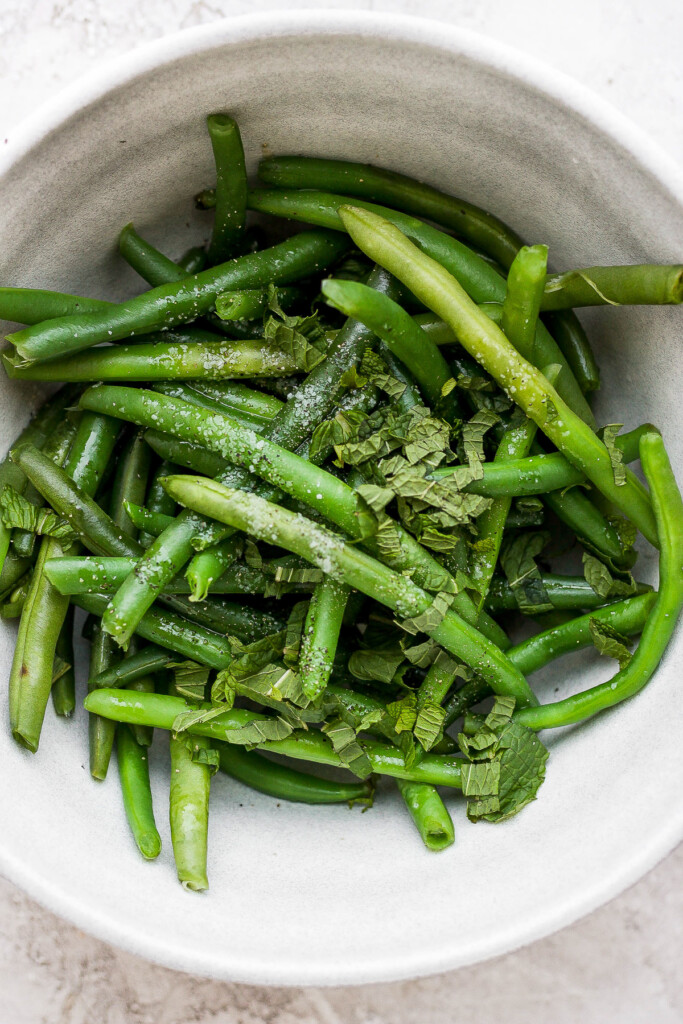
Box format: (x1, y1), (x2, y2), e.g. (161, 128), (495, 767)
(0, 287), (110, 324)
(119, 224), (186, 287)
(84, 689), (464, 788)
(338, 205), (658, 546)
(396, 779), (455, 851)
(169, 730), (211, 891)
(3, 338), (303, 382)
(44, 555), (271, 597)
(516, 433), (683, 729)
(248, 188), (595, 425)
(163, 474), (538, 707)
(299, 578), (349, 700)
(486, 573), (651, 612)
(117, 724), (162, 859)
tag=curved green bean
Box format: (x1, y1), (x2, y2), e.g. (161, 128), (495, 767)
(338, 205), (657, 546)
(248, 188), (594, 425)
(217, 744), (374, 804)
(119, 224), (186, 287)
(516, 433), (683, 729)
(84, 689), (464, 788)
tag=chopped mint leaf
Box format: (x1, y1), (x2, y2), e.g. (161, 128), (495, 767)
(589, 618), (633, 669)
(582, 551), (637, 599)
(413, 701), (446, 751)
(602, 423), (626, 487)
(500, 531), (554, 614)
(0, 486), (76, 541)
(321, 717), (374, 779)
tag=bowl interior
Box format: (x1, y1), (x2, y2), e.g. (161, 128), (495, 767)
(1, 14), (682, 985)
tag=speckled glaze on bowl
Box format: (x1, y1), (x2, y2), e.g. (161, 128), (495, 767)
(0, 10), (682, 987)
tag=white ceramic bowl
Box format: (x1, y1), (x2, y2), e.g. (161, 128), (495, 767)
(1, 10), (682, 987)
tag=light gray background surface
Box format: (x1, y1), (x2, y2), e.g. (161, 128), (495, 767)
(0, 1), (681, 1021)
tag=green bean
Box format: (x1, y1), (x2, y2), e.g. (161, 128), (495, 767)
(89, 643), (173, 690)
(506, 592), (657, 676)
(3, 337), (304, 382)
(8, 412), (120, 750)
(79, 385), (508, 648)
(117, 725), (161, 859)
(125, 502), (175, 540)
(138, 459), (177, 547)
(177, 246), (207, 275)
(206, 114), (247, 265)
(0, 551), (32, 600)
(119, 224), (186, 287)
(84, 689), (464, 788)
(184, 534), (246, 604)
(111, 433), (152, 539)
(157, 379), (282, 424)
(430, 423), (656, 496)
(543, 485), (624, 562)
(299, 578), (349, 700)
(500, 245), (548, 362)
(485, 573), (651, 613)
(541, 265), (683, 309)
(215, 286), (301, 321)
(416, 651), (466, 714)
(0, 384), (82, 570)
(163, 474), (538, 707)
(7, 231), (348, 360)
(74, 592), (235, 668)
(516, 433), (683, 729)
(12, 416), (78, 559)
(338, 205), (658, 546)
(151, 381), (274, 432)
(469, 248), (551, 605)
(0, 574), (30, 618)
(162, 592), (284, 642)
(217, 744), (373, 804)
(248, 189), (594, 425)
(396, 779), (455, 851)
(0, 287), (110, 324)
(258, 154), (523, 270)
(320, 279), (453, 408)
(169, 728), (211, 891)
(11, 445), (140, 558)
(144, 430), (228, 478)
(88, 619), (121, 779)
(543, 311), (600, 393)
(51, 605), (76, 717)
(8, 540), (69, 750)
(442, 677), (492, 726)
(45, 555), (270, 597)
(79, 264), (393, 640)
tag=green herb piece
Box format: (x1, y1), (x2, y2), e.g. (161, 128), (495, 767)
(500, 532), (553, 614)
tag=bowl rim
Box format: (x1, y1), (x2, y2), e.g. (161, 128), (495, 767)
(1, 8), (682, 986)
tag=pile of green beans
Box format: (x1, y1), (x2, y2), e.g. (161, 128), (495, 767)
(2, 114), (682, 892)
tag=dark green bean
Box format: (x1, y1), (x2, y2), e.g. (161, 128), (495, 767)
(8, 231), (347, 360)
(74, 592), (235, 669)
(543, 311), (600, 393)
(139, 459), (178, 547)
(169, 711), (211, 890)
(485, 573), (651, 612)
(111, 433), (152, 539)
(206, 114), (247, 265)
(89, 643), (173, 690)
(144, 430), (228, 478)
(177, 246), (207, 275)
(119, 224), (187, 287)
(218, 744), (373, 804)
(51, 605), (76, 717)
(215, 285), (301, 322)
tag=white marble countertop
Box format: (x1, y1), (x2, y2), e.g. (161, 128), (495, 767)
(1, 1), (682, 1020)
